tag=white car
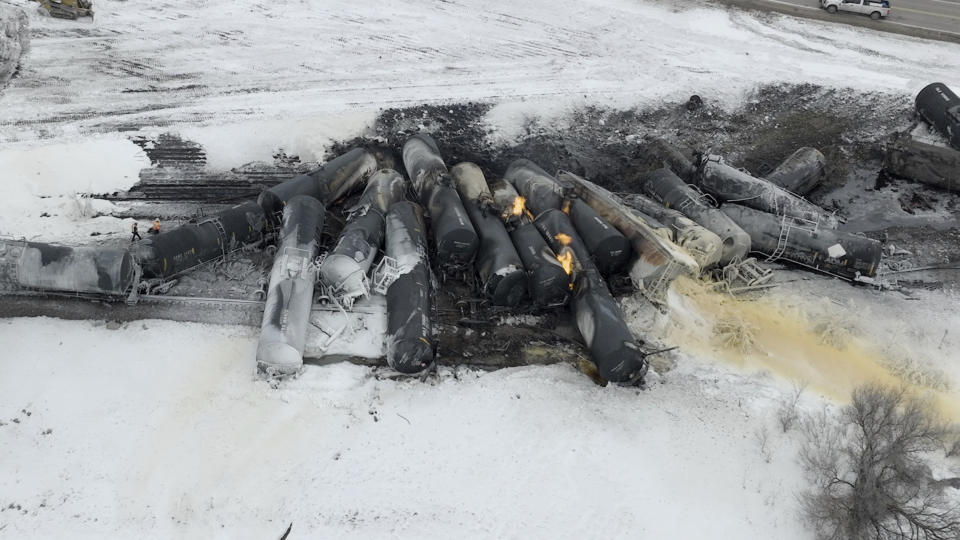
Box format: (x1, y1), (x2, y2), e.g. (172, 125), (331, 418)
(820, 0), (891, 19)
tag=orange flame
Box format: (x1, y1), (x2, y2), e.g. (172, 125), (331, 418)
(561, 200), (571, 215)
(511, 196), (526, 216)
(554, 233), (572, 246)
(556, 247), (574, 276)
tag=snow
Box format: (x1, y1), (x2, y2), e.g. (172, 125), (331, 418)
(0, 317), (810, 539)
(2, 0), (960, 537)
(0, 134), (148, 243)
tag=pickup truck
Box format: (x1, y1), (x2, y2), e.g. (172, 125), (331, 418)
(820, 0), (891, 19)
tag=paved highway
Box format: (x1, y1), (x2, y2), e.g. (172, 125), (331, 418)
(720, 0), (960, 42)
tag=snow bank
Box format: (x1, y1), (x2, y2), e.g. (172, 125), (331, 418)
(177, 112), (374, 170)
(0, 3), (27, 85)
(0, 134), (148, 242)
(0, 317), (811, 539)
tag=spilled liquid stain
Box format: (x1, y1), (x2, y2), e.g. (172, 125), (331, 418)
(665, 276), (960, 421)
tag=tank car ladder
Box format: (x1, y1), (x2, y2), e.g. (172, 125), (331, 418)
(371, 256), (402, 295)
(767, 214), (820, 262)
(202, 218), (229, 260)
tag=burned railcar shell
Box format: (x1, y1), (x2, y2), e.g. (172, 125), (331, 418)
(258, 147), (377, 222)
(489, 179), (526, 225)
(504, 161), (633, 275)
(384, 201), (434, 374)
(642, 168), (750, 266)
(0, 240), (138, 297)
(534, 208), (647, 384)
(503, 159), (564, 217)
(450, 162), (528, 307)
(509, 223), (571, 306)
(318, 169), (406, 303)
(915, 82), (960, 150)
(401, 134), (478, 269)
(721, 204), (882, 280)
(134, 201), (265, 279)
(567, 198), (632, 275)
(764, 147), (826, 196)
(620, 192), (724, 271)
(257, 195), (326, 376)
(699, 157), (838, 228)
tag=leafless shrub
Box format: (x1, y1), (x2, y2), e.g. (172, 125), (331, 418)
(778, 381), (807, 433)
(714, 318), (755, 353)
(756, 426), (772, 463)
(799, 384), (960, 540)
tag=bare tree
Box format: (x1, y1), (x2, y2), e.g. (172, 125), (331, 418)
(778, 381), (808, 433)
(800, 384), (960, 540)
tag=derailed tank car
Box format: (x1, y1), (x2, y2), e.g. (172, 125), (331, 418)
(402, 134), (478, 270)
(450, 162), (528, 307)
(318, 169), (406, 305)
(510, 223), (571, 306)
(384, 201), (435, 374)
(133, 201), (265, 279)
(915, 82), (960, 150)
(506, 159), (633, 276)
(534, 208), (647, 384)
(642, 168), (750, 266)
(721, 204), (882, 280)
(0, 239), (139, 299)
(485, 174), (569, 306)
(698, 156), (839, 228)
(763, 147), (826, 196)
(503, 159), (564, 216)
(258, 147), (377, 224)
(566, 198), (632, 275)
(257, 195), (326, 377)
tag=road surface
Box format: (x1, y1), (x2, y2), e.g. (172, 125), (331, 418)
(718, 0), (960, 43)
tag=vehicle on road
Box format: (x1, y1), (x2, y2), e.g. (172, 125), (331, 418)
(820, 0), (890, 19)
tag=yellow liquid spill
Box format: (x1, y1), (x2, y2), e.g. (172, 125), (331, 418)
(666, 276), (960, 421)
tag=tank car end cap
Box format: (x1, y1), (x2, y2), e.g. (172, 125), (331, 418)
(436, 229), (479, 264)
(386, 338), (434, 374)
(594, 344), (648, 384)
(256, 342), (304, 378)
(487, 267), (528, 308)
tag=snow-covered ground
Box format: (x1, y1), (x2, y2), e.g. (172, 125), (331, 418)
(2, 0), (960, 537)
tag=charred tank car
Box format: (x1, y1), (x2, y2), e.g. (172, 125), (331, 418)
(534, 208), (647, 384)
(503, 159), (564, 216)
(450, 162), (528, 307)
(510, 222), (571, 306)
(487, 178), (570, 306)
(915, 82), (960, 150)
(133, 201), (265, 279)
(0, 239), (139, 299)
(721, 204), (882, 280)
(258, 147), (377, 225)
(506, 159), (632, 276)
(384, 201), (434, 374)
(698, 155), (839, 228)
(318, 169), (406, 305)
(401, 134), (478, 271)
(642, 168), (751, 266)
(763, 147), (826, 196)
(257, 195), (326, 377)
(566, 198), (632, 275)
